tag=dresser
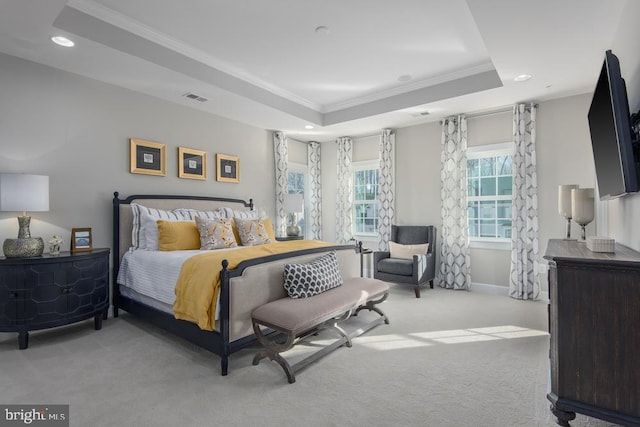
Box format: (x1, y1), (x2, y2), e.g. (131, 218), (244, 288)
(544, 239), (640, 427)
(0, 248), (110, 349)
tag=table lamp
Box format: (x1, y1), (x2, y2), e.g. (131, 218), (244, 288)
(558, 184), (578, 240)
(285, 193), (303, 237)
(0, 174), (50, 257)
(571, 188), (595, 242)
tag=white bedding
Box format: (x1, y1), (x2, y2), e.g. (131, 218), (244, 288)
(117, 248), (235, 313)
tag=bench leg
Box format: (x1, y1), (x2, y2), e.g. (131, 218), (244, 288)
(327, 311), (353, 348)
(355, 292), (390, 325)
(252, 320), (298, 383)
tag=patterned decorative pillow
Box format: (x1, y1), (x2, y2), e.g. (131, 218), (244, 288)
(234, 218), (273, 246)
(131, 203), (189, 250)
(194, 216), (238, 250)
(283, 251), (343, 299)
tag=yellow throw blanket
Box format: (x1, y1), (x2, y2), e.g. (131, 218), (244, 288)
(173, 240), (335, 330)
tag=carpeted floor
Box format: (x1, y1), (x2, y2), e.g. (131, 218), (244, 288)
(0, 285), (620, 427)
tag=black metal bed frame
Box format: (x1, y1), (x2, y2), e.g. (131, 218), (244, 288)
(112, 192), (356, 375)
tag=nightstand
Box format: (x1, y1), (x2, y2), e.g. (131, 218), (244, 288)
(276, 236), (304, 241)
(0, 248), (110, 349)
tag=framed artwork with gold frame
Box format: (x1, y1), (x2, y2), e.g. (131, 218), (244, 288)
(216, 153), (239, 183)
(130, 138), (166, 176)
(70, 228), (92, 253)
(178, 147), (207, 180)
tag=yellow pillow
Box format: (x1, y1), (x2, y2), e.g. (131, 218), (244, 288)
(157, 220), (201, 251)
(262, 218), (276, 242)
(389, 241), (429, 260)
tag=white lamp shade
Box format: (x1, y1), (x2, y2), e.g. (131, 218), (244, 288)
(558, 184), (578, 218)
(285, 193), (303, 213)
(571, 188), (595, 225)
(0, 174), (49, 212)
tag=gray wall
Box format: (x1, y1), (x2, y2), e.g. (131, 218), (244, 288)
(0, 53), (274, 256)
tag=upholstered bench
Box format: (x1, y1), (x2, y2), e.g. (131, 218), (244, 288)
(251, 277), (390, 383)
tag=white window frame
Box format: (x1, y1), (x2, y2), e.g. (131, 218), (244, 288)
(467, 142), (514, 251)
(288, 162), (309, 238)
(352, 159), (380, 239)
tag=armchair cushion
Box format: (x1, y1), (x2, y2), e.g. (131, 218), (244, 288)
(377, 258), (414, 276)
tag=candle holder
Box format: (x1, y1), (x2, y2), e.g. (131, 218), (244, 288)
(558, 184), (578, 240)
(571, 188), (595, 242)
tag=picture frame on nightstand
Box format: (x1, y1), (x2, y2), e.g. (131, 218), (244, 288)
(71, 228), (92, 253)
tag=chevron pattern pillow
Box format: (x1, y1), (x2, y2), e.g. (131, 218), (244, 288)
(283, 251), (343, 299)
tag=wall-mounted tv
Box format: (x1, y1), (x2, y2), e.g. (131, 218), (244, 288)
(587, 50), (639, 200)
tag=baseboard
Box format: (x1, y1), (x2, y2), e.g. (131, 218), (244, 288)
(471, 282), (549, 301)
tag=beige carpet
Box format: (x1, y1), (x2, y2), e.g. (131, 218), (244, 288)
(0, 285), (620, 427)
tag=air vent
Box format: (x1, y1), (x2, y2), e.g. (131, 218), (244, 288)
(182, 92), (208, 102)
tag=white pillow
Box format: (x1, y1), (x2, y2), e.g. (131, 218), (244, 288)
(130, 203), (189, 250)
(389, 241), (429, 260)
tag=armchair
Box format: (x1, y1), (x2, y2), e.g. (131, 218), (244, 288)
(373, 225), (436, 298)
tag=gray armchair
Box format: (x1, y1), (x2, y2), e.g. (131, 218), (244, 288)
(373, 225), (437, 298)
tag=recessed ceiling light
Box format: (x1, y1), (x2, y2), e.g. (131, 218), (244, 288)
(397, 74), (412, 82)
(305, 125), (314, 130)
(514, 74), (532, 82)
(51, 36), (74, 47)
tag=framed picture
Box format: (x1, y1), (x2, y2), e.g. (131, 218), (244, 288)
(71, 228), (92, 253)
(216, 153), (240, 183)
(130, 138), (166, 176)
(178, 147), (207, 180)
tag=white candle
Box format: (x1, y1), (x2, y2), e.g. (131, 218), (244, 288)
(558, 184), (578, 218)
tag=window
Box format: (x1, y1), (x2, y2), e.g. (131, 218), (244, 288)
(467, 143), (514, 243)
(287, 163), (307, 236)
(353, 160), (379, 236)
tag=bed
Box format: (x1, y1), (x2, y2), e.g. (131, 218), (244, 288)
(112, 192), (360, 375)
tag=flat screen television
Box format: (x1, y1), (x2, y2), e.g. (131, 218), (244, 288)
(587, 50), (639, 200)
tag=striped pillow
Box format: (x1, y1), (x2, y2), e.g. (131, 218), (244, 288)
(217, 207), (259, 219)
(130, 203), (189, 250)
(176, 208), (226, 220)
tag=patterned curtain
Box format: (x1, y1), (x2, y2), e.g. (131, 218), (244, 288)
(438, 115), (472, 290)
(510, 103), (540, 300)
(273, 131), (288, 238)
(378, 129), (395, 250)
(307, 141), (322, 240)
(335, 137), (353, 244)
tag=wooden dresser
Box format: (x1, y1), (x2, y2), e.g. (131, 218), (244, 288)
(544, 239), (640, 427)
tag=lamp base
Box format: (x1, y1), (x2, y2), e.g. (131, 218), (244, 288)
(286, 225), (301, 237)
(3, 237), (44, 258)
